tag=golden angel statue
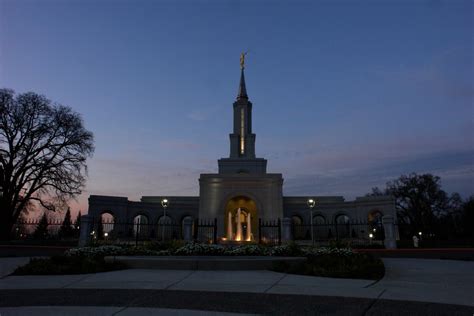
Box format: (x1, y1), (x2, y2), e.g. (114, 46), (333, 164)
(240, 52), (247, 69)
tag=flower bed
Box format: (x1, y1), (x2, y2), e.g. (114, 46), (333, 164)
(13, 242), (384, 279)
(62, 242), (311, 257)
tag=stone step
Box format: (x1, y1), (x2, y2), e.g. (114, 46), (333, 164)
(105, 256), (306, 271)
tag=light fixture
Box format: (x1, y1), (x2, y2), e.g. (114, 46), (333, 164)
(307, 198), (316, 247)
(104, 232), (108, 237)
(369, 233), (374, 238)
(161, 198), (170, 241)
(418, 231), (422, 236)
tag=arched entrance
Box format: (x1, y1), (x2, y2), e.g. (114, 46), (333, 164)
(368, 210), (384, 240)
(224, 196), (258, 241)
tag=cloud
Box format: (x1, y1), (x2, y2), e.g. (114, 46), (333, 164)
(68, 126), (474, 216)
(159, 140), (201, 150)
(371, 47), (473, 102)
(283, 149), (474, 199)
(186, 106), (221, 121)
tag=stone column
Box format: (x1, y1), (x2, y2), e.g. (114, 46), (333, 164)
(236, 208), (242, 241)
(382, 215), (397, 249)
(227, 212), (233, 240)
(246, 213), (251, 241)
(183, 217), (194, 242)
(78, 215), (93, 247)
(281, 217), (293, 243)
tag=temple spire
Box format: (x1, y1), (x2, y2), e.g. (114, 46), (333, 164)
(237, 52), (248, 100)
(218, 51), (267, 174)
(237, 68), (248, 100)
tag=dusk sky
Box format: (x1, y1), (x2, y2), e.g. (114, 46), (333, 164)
(1, 0), (473, 217)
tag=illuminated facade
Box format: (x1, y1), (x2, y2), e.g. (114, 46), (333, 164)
(88, 66), (396, 241)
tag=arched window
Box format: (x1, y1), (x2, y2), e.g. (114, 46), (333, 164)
(98, 212), (114, 239)
(368, 210), (384, 240)
(335, 214), (351, 239)
(157, 215), (176, 240)
(158, 215), (173, 224)
(133, 214), (149, 238)
(313, 215), (327, 239)
(182, 216), (194, 236)
(291, 215), (305, 240)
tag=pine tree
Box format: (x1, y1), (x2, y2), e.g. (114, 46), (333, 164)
(59, 208), (75, 238)
(33, 213), (49, 239)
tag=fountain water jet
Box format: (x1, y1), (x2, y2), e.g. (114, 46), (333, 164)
(235, 208), (243, 241)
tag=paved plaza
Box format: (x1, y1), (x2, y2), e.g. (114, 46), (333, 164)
(0, 258), (473, 315)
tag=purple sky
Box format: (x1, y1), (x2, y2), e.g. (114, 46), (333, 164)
(1, 0), (473, 217)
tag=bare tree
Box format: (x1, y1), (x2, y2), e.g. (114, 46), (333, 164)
(0, 89), (94, 240)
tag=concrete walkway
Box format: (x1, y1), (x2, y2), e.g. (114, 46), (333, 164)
(0, 258), (473, 314)
(0, 306), (256, 315)
(372, 258), (474, 306)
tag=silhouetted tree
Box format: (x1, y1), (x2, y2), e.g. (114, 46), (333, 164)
(365, 187), (386, 197)
(369, 173), (463, 237)
(461, 196), (474, 244)
(59, 208), (75, 238)
(0, 89), (94, 240)
(33, 213), (49, 239)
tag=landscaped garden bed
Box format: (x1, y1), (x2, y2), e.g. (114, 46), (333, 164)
(13, 241), (384, 280)
(271, 248), (384, 280)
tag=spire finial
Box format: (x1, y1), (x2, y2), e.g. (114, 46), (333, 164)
(240, 52), (247, 70)
(237, 52), (248, 100)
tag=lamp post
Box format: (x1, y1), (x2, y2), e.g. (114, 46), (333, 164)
(161, 198), (169, 241)
(307, 198), (316, 246)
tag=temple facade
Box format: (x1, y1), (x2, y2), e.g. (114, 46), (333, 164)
(88, 64), (397, 242)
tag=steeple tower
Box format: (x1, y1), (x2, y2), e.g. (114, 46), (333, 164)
(217, 55), (267, 174)
(237, 68), (248, 100)
(230, 66), (255, 159)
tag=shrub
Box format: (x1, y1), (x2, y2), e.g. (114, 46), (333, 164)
(302, 247), (354, 256)
(65, 245), (170, 257)
(225, 244), (268, 256)
(65, 245), (124, 258)
(174, 242), (225, 255)
(270, 242), (303, 256)
(272, 250), (384, 280)
(306, 252), (384, 279)
(145, 240), (185, 252)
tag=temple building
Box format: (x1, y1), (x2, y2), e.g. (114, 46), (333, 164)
(88, 59), (396, 242)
